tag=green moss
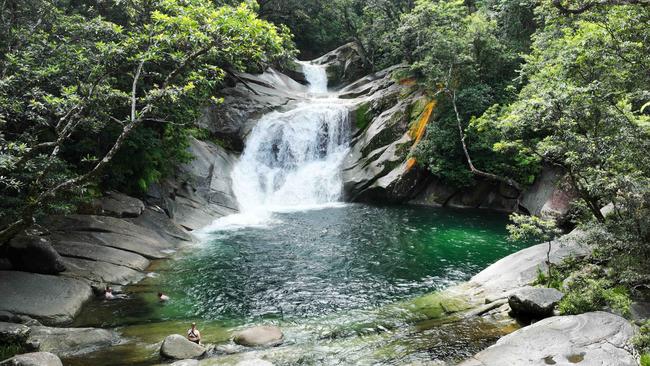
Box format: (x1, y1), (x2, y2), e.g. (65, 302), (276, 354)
(641, 354), (650, 366)
(0, 342), (25, 362)
(558, 279), (631, 316)
(355, 102), (372, 130)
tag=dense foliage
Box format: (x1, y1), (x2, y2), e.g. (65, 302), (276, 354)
(0, 0), (294, 240)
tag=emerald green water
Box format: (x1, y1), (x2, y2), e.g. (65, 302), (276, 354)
(69, 204), (528, 365)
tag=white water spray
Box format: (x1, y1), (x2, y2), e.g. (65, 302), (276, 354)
(201, 63), (349, 231)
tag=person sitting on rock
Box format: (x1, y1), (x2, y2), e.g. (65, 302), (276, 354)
(187, 322), (201, 344)
(158, 292), (170, 302)
(104, 286), (115, 300)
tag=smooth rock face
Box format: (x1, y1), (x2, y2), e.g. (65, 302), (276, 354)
(28, 326), (117, 356)
(508, 287), (564, 319)
(0, 322), (30, 344)
(458, 312), (637, 366)
(0, 271), (92, 325)
(312, 42), (369, 87)
(467, 229), (589, 301)
(170, 360), (200, 366)
(45, 215), (176, 259)
(98, 191), (145, 218)
(51, 241), (150, 271)
(233, 326), (283, 347)
(160, 334), (206, 360)
(150, 138), (239, 231)
(7, 235), (66, 275)
(0, 352), (62, 366)
(236, 359), (274, 366)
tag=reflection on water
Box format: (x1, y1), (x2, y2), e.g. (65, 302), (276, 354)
(69, 204), (527, 366)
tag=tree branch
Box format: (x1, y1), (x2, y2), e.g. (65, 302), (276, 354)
(552, 0), (650, 15)
(449, 89), (524, 192)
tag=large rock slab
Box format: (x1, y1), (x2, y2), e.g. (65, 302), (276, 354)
(0, 322), (30, 344)
(7, 235), (66, 275)
(233, 326), (283, 347)
(0, 271), (92, 325)
(126, 208), (194, 245)
(27, 326), (118, 357)
(0, 352), (62, 366)
(312, 42), (369, 87)
(60, 256), (144, 285)
(467, 230), (589, 301)
(52, 241), (149, 271)
(508, 287), (564, 319)
(160, 334), (206, 360)
(459, 312), (637, 366)
(97, 191), (145, 218)
(45, 215), (176, 259)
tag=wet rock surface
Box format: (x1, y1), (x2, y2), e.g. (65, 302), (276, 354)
(27, 326), (118, 357)
(233, 326), (284, 347)
(0, 352), (63, 366)
(160, 334), (206, 360)
(459, 312), (637, 366)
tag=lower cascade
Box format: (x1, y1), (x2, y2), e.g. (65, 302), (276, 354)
(227, 64), (350, 222)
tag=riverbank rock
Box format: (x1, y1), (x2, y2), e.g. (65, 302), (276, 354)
(0, 352), (62, 366)
(233, 326), (283, 347)
(508, 287), (564, 319)
(6, 235), (65, 275)
(0, 271), (92, 325)
(44, 215), (176, 260)
(459, 312), (637, 366)
(160, 334), (206, 360)
(27, 326), (118, 357)
(98, 191), (145, 218)
(467, 229), (589, 302)
(149, 138), (239, 231)
(312, 42), (369, 87)
(0, 322), (30, 344)
(170, 360), (200, 366)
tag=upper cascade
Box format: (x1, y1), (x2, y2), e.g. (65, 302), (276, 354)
(300, 62), (328, 93)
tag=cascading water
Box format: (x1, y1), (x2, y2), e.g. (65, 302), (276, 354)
(203, 63), (350, 230)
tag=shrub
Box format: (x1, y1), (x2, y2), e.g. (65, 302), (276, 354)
(558, 278), (631, 316)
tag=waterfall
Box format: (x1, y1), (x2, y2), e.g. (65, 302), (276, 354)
(301, 62), (328, 93)
(202, 63), (349, 231)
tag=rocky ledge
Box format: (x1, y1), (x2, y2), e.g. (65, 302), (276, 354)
(459, 311), (637, 366)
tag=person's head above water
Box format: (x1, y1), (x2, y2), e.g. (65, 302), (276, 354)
(158, 292), (163, 297)
(191, 322), (196, 329)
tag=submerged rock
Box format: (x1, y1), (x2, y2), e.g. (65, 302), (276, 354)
(0, 352), (62, 366)
(459, 312), (637, 366)
(232, 326), (283, 347)
(235, 359), (274, 366)
(27, 326), (118, 357)
(508, 287), (564, 320)
(160, 334), (206, 360)
(170, 360), (200, 366)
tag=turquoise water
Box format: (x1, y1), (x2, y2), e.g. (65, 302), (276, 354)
(69, 204), (528, 365)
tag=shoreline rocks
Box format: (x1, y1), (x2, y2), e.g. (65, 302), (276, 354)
(233, 326), (284, 347)
(459, 312), (637, 366)
(0, 352), (62, 366)
(160, 334), (206, 360)
(508, 287), (564, 320)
